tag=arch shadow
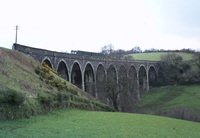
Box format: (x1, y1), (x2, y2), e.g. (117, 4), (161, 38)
(57, 60), (69, 81)
(148, 66), (157, 86)
(96, 64), (106, 101)
(138, 65), (147, 94)
(128, 65), (139, 101)
(84, 63), (95, 96)
(71, 62), (82, 89)
(42, 57), (53, 70)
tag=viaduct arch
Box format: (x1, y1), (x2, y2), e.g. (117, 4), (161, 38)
(13, 44), (162, 111)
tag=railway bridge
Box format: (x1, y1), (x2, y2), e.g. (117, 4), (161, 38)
(13, 44), (162, 111)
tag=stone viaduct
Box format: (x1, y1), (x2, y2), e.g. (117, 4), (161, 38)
(13, 43), (162, 111)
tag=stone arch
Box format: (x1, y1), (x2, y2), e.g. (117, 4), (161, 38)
(148, 66), (157, 86)
(107, 64), (118, 82)
(84, 62), (95, 96)
(71, 61), (82, 89)
(42, 57), (53, 70)
(138, 65), (147, 94)
(107, 64), (118, 109)
(57, 60), (69, 81)
(118, 65), (128, 111)
(118, 65), (128, 90)
(96, 63), (106, 102)
(128, 65), (138, 101)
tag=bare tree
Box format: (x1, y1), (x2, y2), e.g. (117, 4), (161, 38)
(105, 63), (130, 111)
(131, 46), (142, 53)
(105, 80), (119, 111)
(101, 44), (114, 55)
(105, 79), (130, 111)
(112, 49), (126, 59)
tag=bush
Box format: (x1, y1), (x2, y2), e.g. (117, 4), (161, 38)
(38, 92), (53, 106)
(49, 79), (59, 87)
(57, 92), (70, 103)
(35, 67), (41, 75)
(69, 88), (79, 95)
(160, 53), (199, 85)
(4, 89), (25, 105)
(46, 74), (54, 80)
(57, 82), (67, 91)
(42, 62), (59, 75)
(35, 63), (70, 91)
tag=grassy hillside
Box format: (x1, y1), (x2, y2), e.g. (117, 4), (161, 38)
(127, 52), (194, 61)
(132, 85), (200, 122)
(1, 109), (200, 137)
(0, 47), (114, 120)
(1, 47), (200, 137)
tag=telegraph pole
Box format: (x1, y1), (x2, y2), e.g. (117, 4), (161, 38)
(15, 25), (19, 44)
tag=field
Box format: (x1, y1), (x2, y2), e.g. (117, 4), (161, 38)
(1, 109), (200, 137)
(132, 85), (200, 122)
(128, 52), (194, 61)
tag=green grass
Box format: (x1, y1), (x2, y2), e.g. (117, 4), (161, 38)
(0, 109), (200, 137)
(127, 52), (194, 61)
(132, 85), (200, 121)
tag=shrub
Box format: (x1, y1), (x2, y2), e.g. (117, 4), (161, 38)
(57, 82), (67, 91)
(57, 92), (70, 103)
(160, 53), (198, 85)
(49, 79), (59, 87)
(46, 74), (54, 80)
(42, 62), (59, 75)
(37, 92), (53, 106)
(4, 89), (25, 105)
(69, 88), (79, 95)
(35, 67), (41, 75)
(35, 63), (69, 91)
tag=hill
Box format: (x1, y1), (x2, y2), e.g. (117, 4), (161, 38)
(0, 109), (200, 137)
(127, 52), (194, 61)
(1, 47), (200, 137)
(132, 85), (200, 122)
(0, 47), (114, 120)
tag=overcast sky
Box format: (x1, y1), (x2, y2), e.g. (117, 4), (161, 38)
(0, 0), (200, 52)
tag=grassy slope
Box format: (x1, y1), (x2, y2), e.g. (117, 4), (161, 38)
(132, 85), (200, 122)
(0, 109), (200, 137)
(0, 47), (95, 100)
(0, 47), (114, 120)
(0, 48), (43, 93)
(128, 52), (194, 61)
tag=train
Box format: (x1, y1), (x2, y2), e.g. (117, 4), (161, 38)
(71, 50), (104, 57)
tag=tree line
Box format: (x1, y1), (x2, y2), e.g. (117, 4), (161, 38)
(101, 44), (199, 57)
